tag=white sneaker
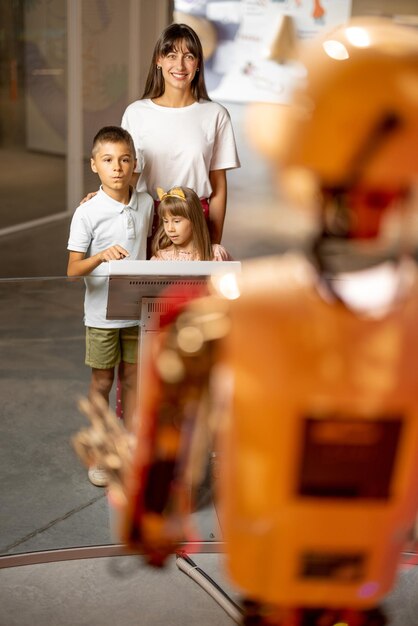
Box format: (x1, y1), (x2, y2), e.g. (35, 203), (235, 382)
(88, 465), (108, 487)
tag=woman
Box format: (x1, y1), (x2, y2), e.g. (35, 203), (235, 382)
(121, 22), (240, 244)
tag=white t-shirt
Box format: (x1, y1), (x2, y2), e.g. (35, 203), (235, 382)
(121, 99), (240, 199)
(68, 187), (153, 328)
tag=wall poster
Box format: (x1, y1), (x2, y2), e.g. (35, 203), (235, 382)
(175, 0), (353, 103)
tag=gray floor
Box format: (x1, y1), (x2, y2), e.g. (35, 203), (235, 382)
(0, 553), (242, 626)
(0, 555), (417, 626)
(0, 103), (417, 625)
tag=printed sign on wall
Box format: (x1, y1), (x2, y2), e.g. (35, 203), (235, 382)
(175, 0), (352, 103)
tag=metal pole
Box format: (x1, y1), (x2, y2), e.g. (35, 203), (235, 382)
(128, 0), (142, 103)
(66, 0), (83, 213)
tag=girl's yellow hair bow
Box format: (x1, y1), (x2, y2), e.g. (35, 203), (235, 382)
(156, 186), (186, 201)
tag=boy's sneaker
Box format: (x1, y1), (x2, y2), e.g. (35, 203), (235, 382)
(88, 465), (108, 487)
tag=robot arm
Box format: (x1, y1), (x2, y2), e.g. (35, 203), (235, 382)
(72, 288), (228, 565)
(119, 291), (230, 565)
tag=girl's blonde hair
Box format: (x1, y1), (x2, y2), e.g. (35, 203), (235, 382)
(152, 187), (213, 260)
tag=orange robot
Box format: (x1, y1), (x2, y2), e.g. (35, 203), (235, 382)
(74, 17), (418, 626)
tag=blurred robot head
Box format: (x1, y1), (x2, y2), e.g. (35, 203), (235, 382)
(247, 17), (418, 239)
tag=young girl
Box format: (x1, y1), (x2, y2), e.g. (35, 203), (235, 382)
(151, 186), (233, 261)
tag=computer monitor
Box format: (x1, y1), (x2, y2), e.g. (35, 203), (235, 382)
(106, 260), (241, 320)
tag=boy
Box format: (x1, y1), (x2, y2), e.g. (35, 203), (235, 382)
(67, 126), (153, 487)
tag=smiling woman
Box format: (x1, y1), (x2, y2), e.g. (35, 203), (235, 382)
(121, 22), (241, 245)
(156, 45), (199, 98)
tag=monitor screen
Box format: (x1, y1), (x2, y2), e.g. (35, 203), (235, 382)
(106, 260), (241, 320)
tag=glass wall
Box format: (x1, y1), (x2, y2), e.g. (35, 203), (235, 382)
(0, 0), (222, 562)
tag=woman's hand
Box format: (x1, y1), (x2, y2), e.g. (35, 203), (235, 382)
(208, 169), (227, 244)
(80, 191), (98, 204)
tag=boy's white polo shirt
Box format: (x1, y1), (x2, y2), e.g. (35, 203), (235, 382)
(68, 187), (153, 328)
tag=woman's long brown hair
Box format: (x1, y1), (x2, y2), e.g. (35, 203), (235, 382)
(141, 23), (210, 102)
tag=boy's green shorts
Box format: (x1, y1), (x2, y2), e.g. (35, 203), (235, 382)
(85, 326), (139, 369)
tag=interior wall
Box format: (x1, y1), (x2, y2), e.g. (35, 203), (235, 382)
(352, 0), (418, 17)
(0, 1), (25, 147)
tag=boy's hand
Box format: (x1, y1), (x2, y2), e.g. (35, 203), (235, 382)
(99, 245), (130, 262)
(67, 246), (129, 277)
